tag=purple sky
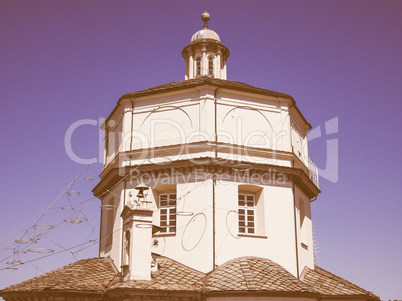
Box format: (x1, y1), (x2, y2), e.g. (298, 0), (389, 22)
(1, 0), (401, 300)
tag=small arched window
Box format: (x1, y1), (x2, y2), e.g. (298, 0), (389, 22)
(208, 56), (214, 76)
(196, 58), (201, 76)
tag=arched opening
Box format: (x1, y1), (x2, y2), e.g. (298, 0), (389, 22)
(208, 56), (214, 76)
(196, 57), (201, 76)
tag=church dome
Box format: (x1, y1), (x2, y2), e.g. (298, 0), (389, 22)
(191, 28), (221, 43)
(190, 11), (221, 43)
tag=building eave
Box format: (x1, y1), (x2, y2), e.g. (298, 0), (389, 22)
(0, 290), (103, 298)
(319, 294), (379, 300)
(93, 153), (321, 201)
(104, 77), (310, 128)
(106, 288), (202, 298)
(203, 290), (321, 299)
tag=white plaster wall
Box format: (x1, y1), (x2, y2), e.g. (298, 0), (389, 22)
(211, 179), (298, 275)
(133, 104), (198, 149)
(294, 186), (314, 273)
(106, 88), (303, 168)
(99, 182), (124, 269)
(290, 117), (308, 166)
(106, 117), (123, 164)
(217, 94), (285, 153)
(100, 87), (314, 276)
(115, 175), (299, 275)
(198, 88), (216, 140)
(151, 179), (214, 273)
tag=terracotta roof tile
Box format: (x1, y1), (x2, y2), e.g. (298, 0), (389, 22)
(204, 257), (314, 294)
(0, 256), (379, 300)
(120, 76), (293, 100)
(302, 266), (380, 300)
(1, 257), (117, 294)
(108, 256), (205, 291)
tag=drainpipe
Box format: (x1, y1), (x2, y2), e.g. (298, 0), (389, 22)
(130, 98), (134, 151)
(120, 180), (127, 269)
(212, 87), (221, 270)
(292, 159), (300, 279)
(99, 195), (104, 257)
(105, 127), (109, 166)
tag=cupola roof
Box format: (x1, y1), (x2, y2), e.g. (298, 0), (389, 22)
(190, 10), (221, 43)
(190, 28), (221, 43)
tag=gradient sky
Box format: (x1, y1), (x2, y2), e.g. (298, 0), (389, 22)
(1, 1), (401, 300)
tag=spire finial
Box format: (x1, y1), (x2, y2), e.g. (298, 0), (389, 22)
(201, 11), (210, 29)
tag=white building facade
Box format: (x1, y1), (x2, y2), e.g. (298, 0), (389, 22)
(94, 11), (320, 281)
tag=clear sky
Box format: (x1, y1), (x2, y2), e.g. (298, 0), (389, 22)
(1, 0), (401, 300)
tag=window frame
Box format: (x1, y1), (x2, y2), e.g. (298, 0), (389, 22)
(238, 193), (256, 235)
(196, 57), (201, 76)
(159, 192), (177, 234)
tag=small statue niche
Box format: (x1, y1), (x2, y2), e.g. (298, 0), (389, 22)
(124, 229), (130, 265)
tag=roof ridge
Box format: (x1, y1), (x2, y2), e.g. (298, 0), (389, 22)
(156, 255), (206, 277)
(300, 265), (380, 300)
(238, 258), (256, 289)
(119, 76), (294, 101)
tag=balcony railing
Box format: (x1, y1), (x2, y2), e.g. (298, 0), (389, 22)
(308, 157), (319, 189)
(291, 146), (319, 189)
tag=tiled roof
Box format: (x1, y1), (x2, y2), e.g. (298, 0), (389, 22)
(204, 257), (315, 294)
(0, 257), (117, 294)
(108, 256), (205, 291)
(0, 256), (379, 300)
(302, 266), (380, 300)
(120, 76), (294, 100)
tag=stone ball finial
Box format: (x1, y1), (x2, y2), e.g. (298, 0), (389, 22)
(201, 11), (210, 26)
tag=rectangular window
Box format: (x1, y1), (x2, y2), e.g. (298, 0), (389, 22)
(238, 193), (255, 234)
(159, 193), (177, 233)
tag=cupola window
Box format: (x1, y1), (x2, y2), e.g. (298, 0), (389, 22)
(208, 56), (214, 76)
(196, 58), (201, 76)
